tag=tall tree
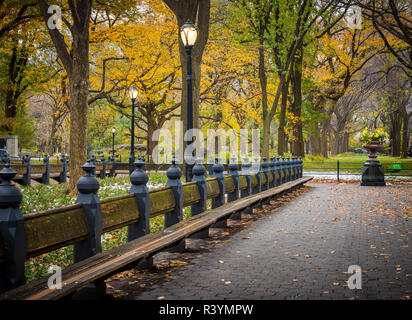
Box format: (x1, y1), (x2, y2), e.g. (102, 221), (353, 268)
(38, 0), (92, 192)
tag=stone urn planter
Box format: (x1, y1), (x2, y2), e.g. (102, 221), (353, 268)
(361, 141), (385, 186)
(363, 141), (384, 161)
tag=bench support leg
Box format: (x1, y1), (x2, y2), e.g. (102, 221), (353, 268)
(69, 279), (106, 300)
(134, 256), (154, 271)
(229, 211), (242, 220)
(189, 227), (209, 239)
(211, 219), (228, 229)
(163, 239), (186, 253)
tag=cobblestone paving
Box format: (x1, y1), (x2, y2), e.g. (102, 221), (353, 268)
(110, 182), (412, 300)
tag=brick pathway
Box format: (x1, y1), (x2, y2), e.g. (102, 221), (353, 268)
(108, 182), (412, 300)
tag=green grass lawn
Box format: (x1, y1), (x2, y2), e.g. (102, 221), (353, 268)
(303, 153), (412, 177)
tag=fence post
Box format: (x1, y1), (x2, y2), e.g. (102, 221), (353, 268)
(211, 157), (225, 209)
(128, 157), (150, 240)
(240, 157), (251, 197)
(164, 156), (183, 228)
(227, 157), (239, 202)
(281, 156), (287, 184)
(42, 154), (50, 184)
(22, 155), (31, 187)
(0, 160), (27, 293)
(293, 156), (298, 180)
(270, 156), (276, 188)
(74, 160), (102, 263)
(296, 156), (300, 178)
(284, 157), (288, 182)
(109, 155), (115, 178)
(59, 154), (67, 183)
(207, 157), (214, 176)
(191, 157), (207, 215)
(99, 156), (106, 179)
(90, 155), (97, 176)
(287, 157), (292, 182)
(275, 156), (280, 186)
(210, 157), (227, 228)
(72, 160), (105, 297)
(262, 157), (269, 191)
(337, 160), (340, 182)
(299, 156), (303, 177)
(251, 157), (261, 194)
(188, 158), (211, 239)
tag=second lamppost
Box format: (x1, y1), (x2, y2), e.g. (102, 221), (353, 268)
(129, 86), (138, 174)
(111, 127), (116, 161)
(180, 20), (198, 182)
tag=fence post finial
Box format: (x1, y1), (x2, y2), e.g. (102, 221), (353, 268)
(165, 154), (183, 228)
(191, 157), (207, 215)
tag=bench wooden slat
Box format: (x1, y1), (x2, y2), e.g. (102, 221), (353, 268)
(101, 194), (139, 233)
(251, 174), (258, 187)
(49, 164), (63, 172)
(23, 204), (88, 259)
(225, 176), (235, 194)
(206, 178), (220, 198)
(30, 165), (46, 174)
(268, 171), (274, 183)
(150, 186), (175, 217)
(239, 175), (247, 190)
(260, 172), (266, 185)
(182, 182), (201, 207)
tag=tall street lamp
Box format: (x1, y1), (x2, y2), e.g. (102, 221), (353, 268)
(180, 20), (198, 182)
(111, 127), (116, 161)
(129, 86), (138, 174)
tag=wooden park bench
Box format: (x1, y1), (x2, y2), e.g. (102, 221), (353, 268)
(0, 156), (311, 300)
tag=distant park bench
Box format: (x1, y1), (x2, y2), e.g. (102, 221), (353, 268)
(0, 155), (310, 300)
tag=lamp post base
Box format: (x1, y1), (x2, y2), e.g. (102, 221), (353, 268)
(361, 160), (386, 186)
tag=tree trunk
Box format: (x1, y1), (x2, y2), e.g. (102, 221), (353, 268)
(331, 132), (339, 155)
(309, 132), (321, 155)
(291, 50), (303, 157)
(277, 83), (288, 155)
(321, 117), (330, 158)
(343, 132), (349, 153)
(39, 0), (92, 193)
(68, 35), (89, 192)
(48, 116), (58, 155)
(258, 41), (269, 157)
(390, 112), (402, 157)
(401, 111), (410, 158)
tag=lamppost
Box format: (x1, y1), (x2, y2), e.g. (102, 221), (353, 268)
(111, 127), (116, 161)
(129, 86), (138, 174)
(180, 20), (198, 182)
